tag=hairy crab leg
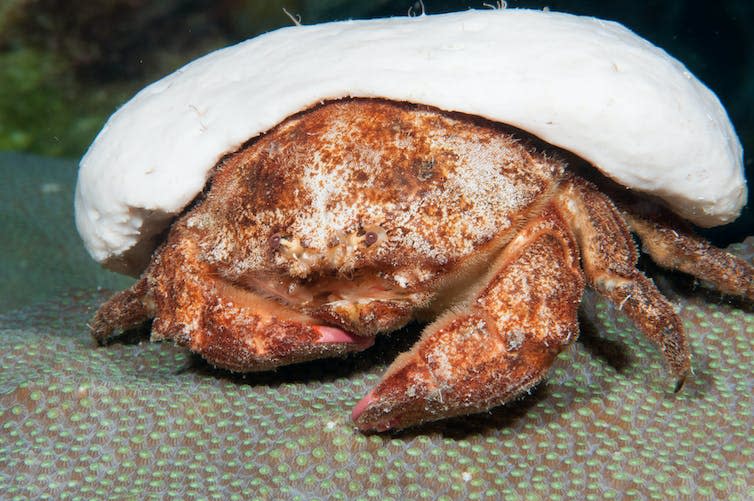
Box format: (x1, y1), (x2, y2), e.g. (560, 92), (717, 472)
(90, 277), (153, 344)
(619, 207), (754, 302)
(91, 235), (374, 372)
(555, 178), (690, 388)
(352, 207), (584, 431)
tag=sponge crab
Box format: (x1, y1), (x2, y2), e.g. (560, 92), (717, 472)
(76, 10), (753, 431)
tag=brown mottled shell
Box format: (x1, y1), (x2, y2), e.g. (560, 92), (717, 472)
(179, 99), (565, 293)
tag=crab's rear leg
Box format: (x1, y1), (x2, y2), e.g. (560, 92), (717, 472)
(619, 205), (754, 301)
(554, 178), (690, 388)
(352, 207), (584, 431)
(91, 235), (374, 372)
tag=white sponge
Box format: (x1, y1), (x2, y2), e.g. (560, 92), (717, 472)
(75, 9), (746, 275)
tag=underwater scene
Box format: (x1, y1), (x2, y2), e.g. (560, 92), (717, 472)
(1, 1), (752, 499)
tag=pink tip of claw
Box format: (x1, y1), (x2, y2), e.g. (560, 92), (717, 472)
(351, 389), (376, 423)
(314, 325), (375, 349)
(352, 390), (395, 432)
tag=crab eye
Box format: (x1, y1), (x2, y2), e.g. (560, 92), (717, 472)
(269, 233), (282, 250)
(364, 232), (378, 247)
(362, 225), (387, 247)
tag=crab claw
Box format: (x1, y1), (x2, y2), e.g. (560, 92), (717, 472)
(314, 325), (376, 349)
(353, 209), (584, 431)
(351, 313), (565, 431)
(352, 305), (579, 432)
(163, 297), (378, 372)
(91, 233), (380, 373)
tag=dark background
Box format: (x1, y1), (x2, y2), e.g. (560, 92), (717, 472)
(1, 0), (751, 240)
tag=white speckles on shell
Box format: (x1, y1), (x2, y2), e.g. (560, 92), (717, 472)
(505, 329), (526, 351)
(295, 161), (358, 250)
(393, 274), (410, 289)
(207, 236), (232, 263)
(435, 134), (530, 245)
(209, 102), (561, 284)
(427, 348), (453, 384)
(185, 213), (212, 230)
(76, 9), (745, 275)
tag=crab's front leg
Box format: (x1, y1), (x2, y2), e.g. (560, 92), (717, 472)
(352, 207), (584, 431)
(90, 277), (152, 343)
(91, 230), (374, 372)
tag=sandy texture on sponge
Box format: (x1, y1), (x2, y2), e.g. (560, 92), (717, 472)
(75, 8), (745, 275)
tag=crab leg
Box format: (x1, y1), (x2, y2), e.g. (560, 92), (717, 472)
(620, 208), (754, 301)
(554, 178), (690, 388)
(91, 236), (374, 372)
(90, 277), (152, 343)
(352, 208), (584, 431)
